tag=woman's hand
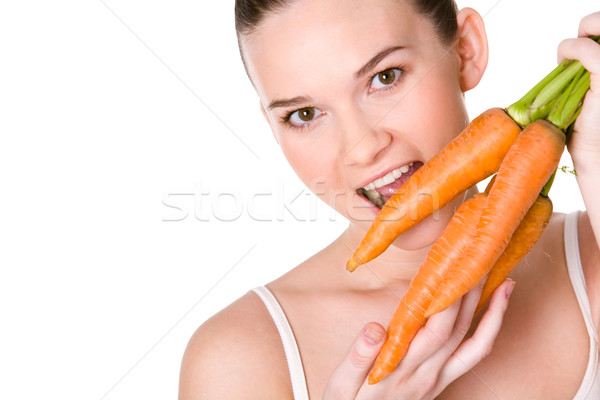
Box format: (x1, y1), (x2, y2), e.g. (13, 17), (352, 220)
(322, 279), (514, 400)
(558, 12), (600, 158)
(557, 12), (600, 257)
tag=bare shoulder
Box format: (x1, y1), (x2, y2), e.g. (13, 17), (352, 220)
(178, 291), (292, 400)
(518, 210), (600, 329)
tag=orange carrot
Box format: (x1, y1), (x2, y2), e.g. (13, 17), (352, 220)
(346, 108), (521, 272)
(475, 195), (553, 314)
(349, 51), (595, 275)
(354, 50), (593, 387)
(368, 193), (487, 384)
(426, 120), (565, 317)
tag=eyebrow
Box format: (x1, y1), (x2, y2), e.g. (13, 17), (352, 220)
(267, 46), (405, 111)
(354, 45), (405, 79)
(268, 95), (313, 111)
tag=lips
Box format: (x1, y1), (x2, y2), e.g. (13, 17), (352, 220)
(357, 161), (423, 209)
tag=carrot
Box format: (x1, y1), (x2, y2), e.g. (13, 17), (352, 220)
(368, 193), (487, 384)
(368, 177), (497, 384)
(349, 51), (596, 276)
(346, 108), (521, 272)
(425, 120), (565, 317)
(355, 47), (596, 386)
(475, 195), (553, 314)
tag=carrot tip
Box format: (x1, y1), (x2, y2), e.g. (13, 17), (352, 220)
(424, 301), (446, 318)
(368, 374), (381, 385)
(346, 259), (360, 272)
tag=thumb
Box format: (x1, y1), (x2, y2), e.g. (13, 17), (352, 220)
(323, 322), (386, 399)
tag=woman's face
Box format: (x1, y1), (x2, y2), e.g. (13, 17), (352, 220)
(243, 0), (472, 250)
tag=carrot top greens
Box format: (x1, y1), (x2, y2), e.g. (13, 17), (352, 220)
(505, 35), (600, 197)
(507, 36), (600, 133)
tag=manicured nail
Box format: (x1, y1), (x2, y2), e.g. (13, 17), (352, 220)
(505, 280), (516, 298)
(364, 327), (385, 345)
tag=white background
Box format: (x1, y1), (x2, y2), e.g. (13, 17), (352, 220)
(0, 0), (597, 398)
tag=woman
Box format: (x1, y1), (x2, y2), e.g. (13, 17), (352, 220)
(179, 0), (600, 398)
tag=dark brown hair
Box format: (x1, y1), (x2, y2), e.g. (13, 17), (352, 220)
(235, 0), (458, 43)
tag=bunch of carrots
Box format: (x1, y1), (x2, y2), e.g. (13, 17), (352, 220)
(347, 35), (600, 385)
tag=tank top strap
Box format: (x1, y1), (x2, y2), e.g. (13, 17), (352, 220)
(564, 211), (599, 342)
(251, 286), (309, 400)
(564, 211), (600, 399)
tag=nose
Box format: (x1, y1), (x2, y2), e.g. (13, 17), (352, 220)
(339, 108), (392, 166)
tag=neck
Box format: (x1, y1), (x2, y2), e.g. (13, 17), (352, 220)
(335, 223), (433, 290)
(328, 185), (481, 291)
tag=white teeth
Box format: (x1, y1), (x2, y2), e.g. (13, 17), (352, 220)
(382, 174), (395, 185)
(363, 163), (414, 191)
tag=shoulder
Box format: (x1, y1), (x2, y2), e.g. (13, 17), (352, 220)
(530, 210), (600, 332)
(178, 290), (293, 400)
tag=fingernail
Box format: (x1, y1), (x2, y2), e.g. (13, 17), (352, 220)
(364, 327), (385, 345)
(505, 280), (516, 298)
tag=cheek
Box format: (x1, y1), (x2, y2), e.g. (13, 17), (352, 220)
(279, 136), (341, 190)
(278, 134), (356, 218)
(401, 79), (467, 155)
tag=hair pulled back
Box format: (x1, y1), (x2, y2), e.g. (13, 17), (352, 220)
(235, 0), (458, 43)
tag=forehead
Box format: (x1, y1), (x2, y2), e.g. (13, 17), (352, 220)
(242, 0), (437, 103)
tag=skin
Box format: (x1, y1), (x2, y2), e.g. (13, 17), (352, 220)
(179, 1), (600, 398)
(250, 0), (475, 257)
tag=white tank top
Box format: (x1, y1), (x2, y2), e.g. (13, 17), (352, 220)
(565, 211), (600, 399)
(251, 211), (600, 399)
(251, 285), (309, 399)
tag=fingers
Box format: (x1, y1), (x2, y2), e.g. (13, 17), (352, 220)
(326, 279), (512, 398)
(578, 11), (600, 38)
(558, 37), (600, 73)
(557, 12), (600, 89)
(431, 277), (488, 360)
(557, 11), (600, 155)
(323, 322), (386, 399)
(437, 279), (514, 385)
(398, 274), (486, 371)
(408, 275), (488, 376)
(398, 296), (462, 369)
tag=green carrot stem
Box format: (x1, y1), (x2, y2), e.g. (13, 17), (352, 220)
(506, 36), (600, 131)
(540, 169), (557, 198)
(505, 61), (568, 127)
(506, 60), (586, 128)
(531, 61), (583, 111)
(505, 36), (599, 196)
(548, 71), (590, 133)
(538, 71), (586, 195)
(547, 68), (586, 128)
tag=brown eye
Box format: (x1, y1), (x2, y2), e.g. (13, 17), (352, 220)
(287, 106), (323, 128)
(298, 107), (315, 122)
(377, 69), (396, 85)
(370, 67), (402, 91)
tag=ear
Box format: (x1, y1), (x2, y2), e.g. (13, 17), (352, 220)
(455, 7), (489, 92)
(260, 102), (279, 145)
